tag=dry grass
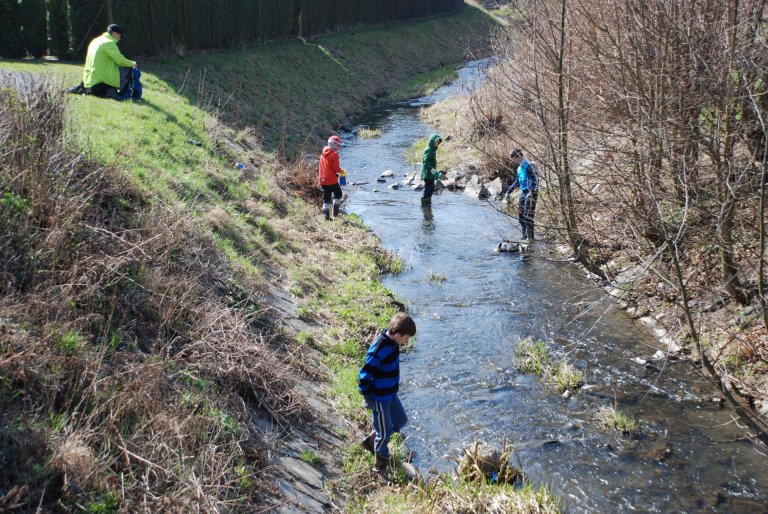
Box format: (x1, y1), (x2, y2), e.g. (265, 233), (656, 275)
(278, 147), (323, 204)
(0, 73), (309, 512)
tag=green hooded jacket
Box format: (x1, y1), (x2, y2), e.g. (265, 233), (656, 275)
(82, 33), (136, 88)
(420, 133), (442, 180)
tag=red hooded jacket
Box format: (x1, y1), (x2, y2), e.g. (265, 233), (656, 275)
(318, 146), (341, 186)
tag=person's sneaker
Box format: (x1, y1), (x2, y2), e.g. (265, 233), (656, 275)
(361, 431), (375, 454)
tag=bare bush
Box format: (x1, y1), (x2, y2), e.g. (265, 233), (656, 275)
(464, 0), (768, 439)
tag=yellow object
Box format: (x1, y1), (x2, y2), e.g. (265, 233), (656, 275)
(339, 168), (346, 177)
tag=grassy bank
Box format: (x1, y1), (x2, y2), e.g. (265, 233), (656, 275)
(146, 4), (496, 154)
(0, 4), (513, 511)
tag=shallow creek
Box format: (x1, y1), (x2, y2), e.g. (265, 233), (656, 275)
(339, 60), (767, 512)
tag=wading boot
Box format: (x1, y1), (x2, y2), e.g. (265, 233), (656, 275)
(361, 431), (376, 454)
(421, 197), (431, 207)
(333, 199), (341, 217)
(322, 204), (331, 221)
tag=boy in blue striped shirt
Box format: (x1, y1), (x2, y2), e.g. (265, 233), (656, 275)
(358, 312), (417, 471)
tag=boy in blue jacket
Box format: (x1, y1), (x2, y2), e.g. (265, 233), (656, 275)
(358, 312), (417, 471)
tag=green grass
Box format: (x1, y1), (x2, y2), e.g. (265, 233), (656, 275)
(143, 4), (497, 155)
(514, 338), (552, 375)
(549, 361), (584, 393)
(299, 450), (322, 466)
(406, 137), (430, 164)
(54, 330), (86, 354)
(595, 405), (639, 435)
(357, 127), (383, 139)
(362, 471), (560, 513)
(514, 338), (584, 394)
(427, 270), (447, 283)
(296, 331), (314, 345)
(386, 64), (460, 102)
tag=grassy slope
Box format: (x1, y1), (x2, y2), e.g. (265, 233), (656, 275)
(147, 5), (497, 154)
(0, 3), (504, 511)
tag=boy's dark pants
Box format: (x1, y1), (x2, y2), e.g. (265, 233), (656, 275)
(371, 395), (408, 458)
(422, 178), (435, 205)
(321, 183), (342, 204)
(518, 191), (537, 240)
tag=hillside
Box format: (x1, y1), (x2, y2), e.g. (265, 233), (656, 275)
(0, 5), (499, 512)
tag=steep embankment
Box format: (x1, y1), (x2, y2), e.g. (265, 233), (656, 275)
(0, 5), (498, 513)
(147, 5), (495, 154)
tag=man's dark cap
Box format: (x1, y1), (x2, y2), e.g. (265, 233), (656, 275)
(107, 24), (124, 35)
(510, 148), (523, 158)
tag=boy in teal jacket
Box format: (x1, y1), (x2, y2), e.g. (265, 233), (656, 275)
(420, 134), (442, 206)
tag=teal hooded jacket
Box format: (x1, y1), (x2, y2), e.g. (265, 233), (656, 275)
(420, 134), (442, 180)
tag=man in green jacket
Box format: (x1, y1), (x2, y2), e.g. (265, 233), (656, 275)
(420, 133), (442, 207)
(82, 24), (136, 99)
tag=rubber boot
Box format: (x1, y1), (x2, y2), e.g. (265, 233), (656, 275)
(333, 199), (341, 217)
(374, 454), (390, 472)
(421, 197), (431, 207)
(361, 431), (376, 454)
(322, 204), (330, 221)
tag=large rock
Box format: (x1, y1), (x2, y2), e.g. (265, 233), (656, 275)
(444, 167), (469, 182)
(403, 171), (419, 186)
(485, 177), (504, 198)
(442, 178), (464, 190)
(464, 175), (489, 199)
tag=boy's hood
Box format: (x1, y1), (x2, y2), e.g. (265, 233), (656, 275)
(427, 133), (442, 150)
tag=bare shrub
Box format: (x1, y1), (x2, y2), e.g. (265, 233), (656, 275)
(278, 144), (323, 203)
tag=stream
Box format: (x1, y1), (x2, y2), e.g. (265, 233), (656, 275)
(339, 59), (768, 513)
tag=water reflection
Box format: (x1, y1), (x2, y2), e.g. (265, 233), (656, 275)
(421, 205), (434, 224)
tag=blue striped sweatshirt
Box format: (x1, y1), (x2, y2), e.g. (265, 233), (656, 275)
(358, 330), (400, 402)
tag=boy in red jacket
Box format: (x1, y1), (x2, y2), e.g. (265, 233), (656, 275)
(318, 135), (345, 220)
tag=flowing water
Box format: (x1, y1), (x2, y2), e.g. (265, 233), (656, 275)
(339, 60), (768, 513)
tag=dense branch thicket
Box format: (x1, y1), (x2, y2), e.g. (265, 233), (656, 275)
(0, 73), (309, 511)
(468, 0), (767, 435)
(1, 0), (464, 59)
